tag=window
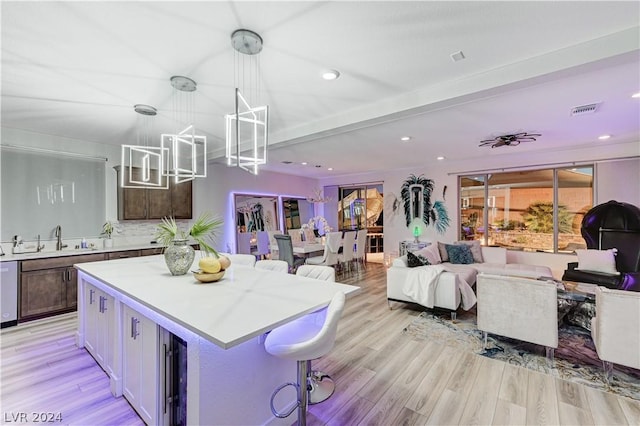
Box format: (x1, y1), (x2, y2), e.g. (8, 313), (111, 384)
(459, 167), (593, 252)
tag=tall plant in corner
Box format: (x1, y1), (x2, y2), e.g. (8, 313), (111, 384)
(400, 174), (450, 234)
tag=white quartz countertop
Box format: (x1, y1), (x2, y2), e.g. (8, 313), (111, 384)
(75, 254), (360, 349)
(0, 242), (166, 262)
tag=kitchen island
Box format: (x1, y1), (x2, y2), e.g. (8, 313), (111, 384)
(75, 253), (359, 425)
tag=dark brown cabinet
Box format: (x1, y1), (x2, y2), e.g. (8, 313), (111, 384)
(19, 253), (105, 321)
(107, 250), (141, 260)
(18, 248), (168, 322)
(115, 166), (192, 220)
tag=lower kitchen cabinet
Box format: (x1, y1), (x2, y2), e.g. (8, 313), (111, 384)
(19, 253), (105, 321)
(83, 282), (115, 376)
(19, 268), (68, 318)
(122, 304), (160, 426)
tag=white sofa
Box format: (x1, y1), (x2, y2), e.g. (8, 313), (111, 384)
(387, 246), (553, 311)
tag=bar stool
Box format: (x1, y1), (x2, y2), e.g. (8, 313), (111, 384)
(264, 291), (345, 426)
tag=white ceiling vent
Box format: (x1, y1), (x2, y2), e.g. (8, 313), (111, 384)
(570, 102), (601, 116)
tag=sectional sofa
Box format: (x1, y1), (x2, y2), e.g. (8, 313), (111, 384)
(387, 244), (553, 311)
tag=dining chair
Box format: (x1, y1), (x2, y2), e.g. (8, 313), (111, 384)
(252, 231), (271, 259)
(288, 229), (303, 245)
(338, 231), (357, 273)
(237, 232), (253, 255)
(274, 234), (306, 273)
(267, 230), (283, 259)
(306, 232), (341, 269)
(354, 229), (368, 269)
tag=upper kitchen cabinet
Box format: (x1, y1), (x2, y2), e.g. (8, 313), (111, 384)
(115, 166), (192, 220)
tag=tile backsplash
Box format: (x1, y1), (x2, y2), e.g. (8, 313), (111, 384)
(0, 219), (191, 255)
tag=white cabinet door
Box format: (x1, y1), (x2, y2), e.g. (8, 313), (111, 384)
(83, 283), (115, 373)
(122, 304), (159, 426)
(83, 284), (99, 358)
(95, 291), (114, 371)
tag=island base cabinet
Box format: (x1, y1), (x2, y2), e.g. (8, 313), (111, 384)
(122, 304), (160, 426)
(83, 283), (115, 377)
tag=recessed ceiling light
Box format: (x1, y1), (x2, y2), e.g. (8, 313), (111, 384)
(301, 162), (308, 165)
(327, 167), (333, 171)
(322, 70), (340, 81)
(598, 134), (611, 140)
(400, 136), (412, 141)
(437, 156), (445, 161)
(632, 92), (640, 98)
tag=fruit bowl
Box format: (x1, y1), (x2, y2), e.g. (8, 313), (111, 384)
(193, 269), (225, 283)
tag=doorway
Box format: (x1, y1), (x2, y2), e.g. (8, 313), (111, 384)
(337, 183), (384, 262)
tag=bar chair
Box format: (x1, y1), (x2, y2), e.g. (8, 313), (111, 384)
(264, 291), (346, 426)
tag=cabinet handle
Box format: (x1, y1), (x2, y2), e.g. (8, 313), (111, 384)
(99, 296), (107, 313)
(131, 317), (140, 340)
(163, 343), (168, 414)
(67, 269), (72, 282)
(89, 289), (95, 305)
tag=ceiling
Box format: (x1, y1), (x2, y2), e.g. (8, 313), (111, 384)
(2, 1), (639, 179)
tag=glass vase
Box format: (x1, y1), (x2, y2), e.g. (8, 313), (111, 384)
(164, 239), (195, 276)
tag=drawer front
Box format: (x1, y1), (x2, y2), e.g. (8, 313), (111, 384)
(107, 250), (141, 260)
(21, 253), (106, 271)
(140, 248), (163, 257)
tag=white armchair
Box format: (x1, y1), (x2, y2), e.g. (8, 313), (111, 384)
(591, 286), (640, 381)
(477, 274), (558, 364)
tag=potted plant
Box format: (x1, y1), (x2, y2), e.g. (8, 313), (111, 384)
(156, 212), (223, 275)
(101, 220), (115, 248)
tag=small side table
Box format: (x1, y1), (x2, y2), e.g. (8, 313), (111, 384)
(399, 240), (429, 256)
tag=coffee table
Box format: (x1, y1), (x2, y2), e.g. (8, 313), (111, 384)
(557, 281), (597, 330)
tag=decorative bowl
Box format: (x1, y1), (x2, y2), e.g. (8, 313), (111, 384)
(193, 269), (225, 283)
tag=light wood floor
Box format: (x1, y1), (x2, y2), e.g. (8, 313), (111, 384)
(2, 263), (639, 425)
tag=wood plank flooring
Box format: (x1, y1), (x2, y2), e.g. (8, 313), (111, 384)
(1, 262), (639, 425)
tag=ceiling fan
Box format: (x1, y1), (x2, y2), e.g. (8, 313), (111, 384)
(479, 132), (541, 148)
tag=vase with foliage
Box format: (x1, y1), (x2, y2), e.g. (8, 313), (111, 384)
(156, 212), (222, 275)
(101, 221), (115, 248)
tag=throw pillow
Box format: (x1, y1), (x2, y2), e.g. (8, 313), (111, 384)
(454, 240), (484, 263)
(445, 244), (474, 264)
(575, 248), (619, 275)
(407, 251), (431, 268)
(413, 244), (441, 265)
(437, 241), (450, 262)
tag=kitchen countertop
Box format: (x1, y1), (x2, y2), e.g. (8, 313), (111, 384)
(0, 241), (169, 262)
(76, 254), (360, 349)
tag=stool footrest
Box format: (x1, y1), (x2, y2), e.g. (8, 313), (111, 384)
(270, 382), (298, 418)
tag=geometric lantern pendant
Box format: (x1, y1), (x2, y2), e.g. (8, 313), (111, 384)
(161, 126), (207, 184)
(225, 88), (269, 175)
(120, 104), (169, 189)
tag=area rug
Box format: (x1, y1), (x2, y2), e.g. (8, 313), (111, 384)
(402, 309), (640, 401)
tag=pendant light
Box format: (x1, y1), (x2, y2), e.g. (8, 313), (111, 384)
(225, 29), (269, 175)
(121, 104), (169, 189)
(161, 75), (207, 184)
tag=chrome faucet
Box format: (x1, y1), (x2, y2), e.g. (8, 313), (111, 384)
(37, 234), (45, 252)
(55, 225), (67, 251)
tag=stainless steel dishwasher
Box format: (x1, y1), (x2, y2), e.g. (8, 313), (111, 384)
(1, 261), (18, 328)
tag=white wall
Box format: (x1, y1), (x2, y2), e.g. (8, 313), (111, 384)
(596, 157), (640, 206)
(193, 163), (319, 253)
(320, 141), (639, 279)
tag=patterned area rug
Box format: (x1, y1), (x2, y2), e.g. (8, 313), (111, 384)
(402, 309), (640, 401)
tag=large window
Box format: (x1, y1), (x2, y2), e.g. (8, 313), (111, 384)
(460, 167), (593, 252)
